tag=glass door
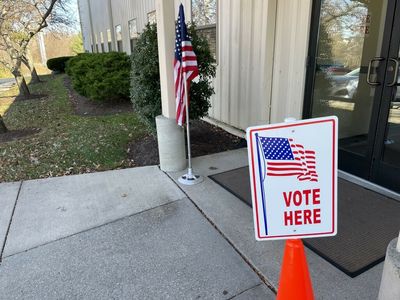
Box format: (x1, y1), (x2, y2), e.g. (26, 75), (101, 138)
(371, 1), (400, 192)
(304, 0), (399, 185)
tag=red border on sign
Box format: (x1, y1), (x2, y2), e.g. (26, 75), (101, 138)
(249, 118), (336, 240)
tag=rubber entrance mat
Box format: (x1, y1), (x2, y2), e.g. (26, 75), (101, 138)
(209, 167), (400, 277)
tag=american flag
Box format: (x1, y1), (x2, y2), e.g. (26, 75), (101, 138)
(258, 137), (318, 182)
(174, 4), (199, 126)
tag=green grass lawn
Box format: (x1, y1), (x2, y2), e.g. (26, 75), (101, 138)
(0, 74), (147, 182)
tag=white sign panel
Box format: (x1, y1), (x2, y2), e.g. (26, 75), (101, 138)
(246, 116), (338, 241)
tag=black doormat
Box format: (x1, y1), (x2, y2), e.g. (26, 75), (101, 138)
(209, 167), (400, 277)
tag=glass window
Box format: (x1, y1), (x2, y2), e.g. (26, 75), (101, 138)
(115, 24), (122, 41)
(148, 11), (156, 24)
(191, 0), (217, 26)
(129, 19), (138, 39)
(117, 41), (123, 52)
(94, 33), (99, 53)
(106, 29), (112, 51)
(191, 0), (217, 61)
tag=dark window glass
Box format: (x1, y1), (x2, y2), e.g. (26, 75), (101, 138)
(117, 41), (123, 52)
(130, 39), (137, 52)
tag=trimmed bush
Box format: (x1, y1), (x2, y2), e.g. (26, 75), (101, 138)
(46, 56), (73, 73)
(130, 23), (216, 129)
(66, 52), (130, 102)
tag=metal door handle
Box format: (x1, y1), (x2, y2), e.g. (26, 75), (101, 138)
(367, 57), (384, 86)
(387, 58), (399, 87)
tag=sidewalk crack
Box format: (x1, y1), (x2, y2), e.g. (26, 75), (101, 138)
(228, 283), (262, 299)
(0, 181), (23, 263)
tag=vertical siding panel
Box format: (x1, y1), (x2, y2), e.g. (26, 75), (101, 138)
(260, 0), (274, 127)
(270, 0), (312, 123)
(229, 0), (241, 126)
(249, 0), (262, 127)
(207, 0), (276, 130)
(238, 0), (252, 129)
(219, 0), (231, 123)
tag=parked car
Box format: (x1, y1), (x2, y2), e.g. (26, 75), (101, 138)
(329, 67), (400, 101)
(328, 68), (360, 98)
(325, 66), (352, 76)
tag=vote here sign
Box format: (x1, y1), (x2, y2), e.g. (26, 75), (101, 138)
(246, 116), (338, 241)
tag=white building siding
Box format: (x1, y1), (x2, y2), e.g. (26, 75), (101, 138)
(89, 0), (113, 52)
(78, 0), (156, 54)
(77, 0), (312, 132)
(110, 0), (155, 54)
(208, 0), (276, 130)
(270, 0), (313, 123)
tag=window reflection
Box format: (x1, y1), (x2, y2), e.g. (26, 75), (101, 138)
(311, 0), (387, 156)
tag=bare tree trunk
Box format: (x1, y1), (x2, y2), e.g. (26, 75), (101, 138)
(22, 55), (41, 83)
(30, 66), (41, 83)
(14, 75), (31, 97)
(0, 116), (7, 133)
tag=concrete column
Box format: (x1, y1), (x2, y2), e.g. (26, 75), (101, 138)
(378, 236), (400, 300)
(156, 116), (186, 171)
(156, 0), (176, 118)
(155, 0), (186, 172)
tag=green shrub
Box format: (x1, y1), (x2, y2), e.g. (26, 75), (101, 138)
(66, 52), (130, 102)
(130, 23), (216, 129)
(46, 56), (73, 73)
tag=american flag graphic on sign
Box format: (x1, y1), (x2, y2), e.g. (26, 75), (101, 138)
(258, 137), (318, 182)
(174, 4), (199, 126)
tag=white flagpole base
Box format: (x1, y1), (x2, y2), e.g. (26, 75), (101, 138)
(178, 168), (203, 185)
(178, 174), (203, 185)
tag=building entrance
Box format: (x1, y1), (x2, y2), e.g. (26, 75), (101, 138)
(305, 0), (400, 193)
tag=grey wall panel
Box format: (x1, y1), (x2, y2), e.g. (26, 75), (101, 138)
(77, 0), (92, 51)
(89, 0), (112, 51)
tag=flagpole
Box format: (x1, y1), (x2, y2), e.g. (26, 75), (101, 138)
(184, 79), (193, 176)
(178, 77), (203, 185)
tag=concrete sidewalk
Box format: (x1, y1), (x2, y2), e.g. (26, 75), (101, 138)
(0, 150), (383, 299)
(0, 165), (274, 299)
(168, 149), (384, 300)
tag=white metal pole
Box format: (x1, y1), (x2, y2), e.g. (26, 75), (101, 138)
(177, 76), (203, 185)
(397, 230), (400, 252)
(183, 79), (193, 177)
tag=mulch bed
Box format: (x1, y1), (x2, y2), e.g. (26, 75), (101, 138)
(127, 120), (247, 166)
(63, 75), (246, 167)
(64, 77), (133, 116)
(0, 128), (41, 143)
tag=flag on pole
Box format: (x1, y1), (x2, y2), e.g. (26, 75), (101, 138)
(258, 137), (318, 182)
(174, 4), (199, 126)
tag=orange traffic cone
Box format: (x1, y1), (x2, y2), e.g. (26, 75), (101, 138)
(276, 239), (314, 300)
